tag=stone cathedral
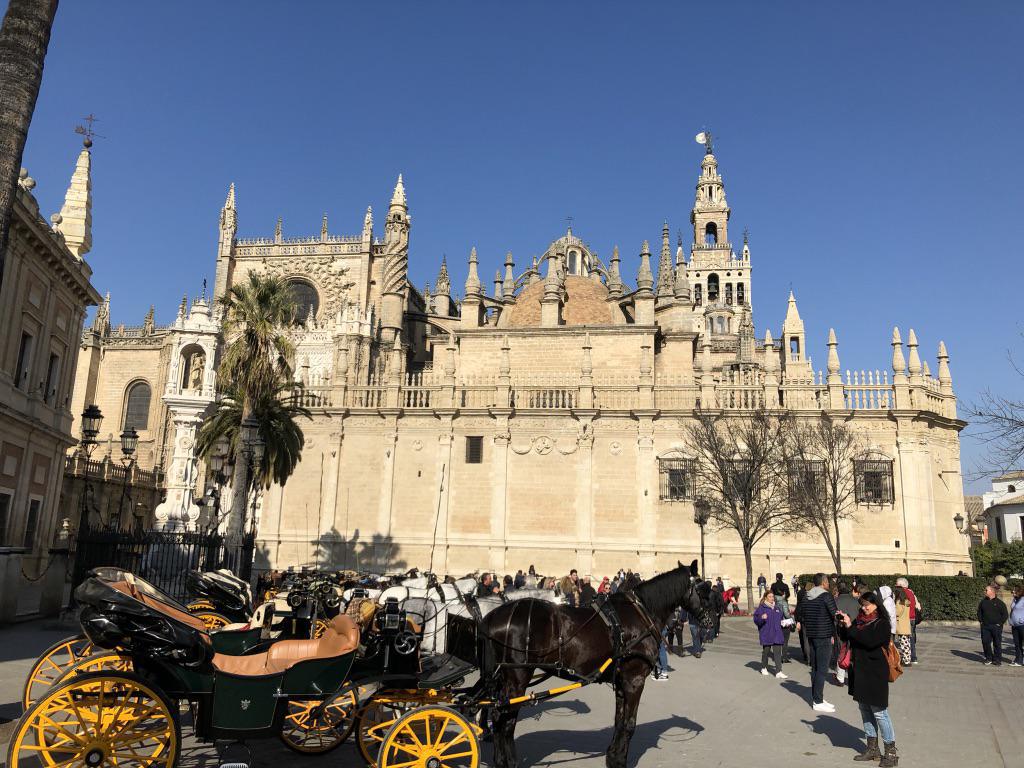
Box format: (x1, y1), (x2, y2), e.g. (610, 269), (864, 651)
(71, 143), (971, 578)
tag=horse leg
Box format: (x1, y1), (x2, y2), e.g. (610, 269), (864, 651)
(606, 661), (647, 768)
(491, 667), (531, 768)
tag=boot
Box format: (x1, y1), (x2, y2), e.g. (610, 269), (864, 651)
(878, 741), (898, 767)
(852, 736), (880, 762)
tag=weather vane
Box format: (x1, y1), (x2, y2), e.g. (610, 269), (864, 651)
(566, 215), (574, 233)
(74, 114), (104, 147)
(695, 128), (714, 155)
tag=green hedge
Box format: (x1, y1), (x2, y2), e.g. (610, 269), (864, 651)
(796, 574), (996, 622)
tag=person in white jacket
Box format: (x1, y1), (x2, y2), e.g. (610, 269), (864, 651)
(878, 585), (898, 636)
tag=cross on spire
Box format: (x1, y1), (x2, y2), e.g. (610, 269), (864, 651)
(566, 215), (574, 234)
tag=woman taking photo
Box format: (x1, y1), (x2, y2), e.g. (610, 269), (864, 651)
(838, 591), (899, 767)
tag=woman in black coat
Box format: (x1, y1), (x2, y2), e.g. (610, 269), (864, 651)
(838, 591), (899, 767)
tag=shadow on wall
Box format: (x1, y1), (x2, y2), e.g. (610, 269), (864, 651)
(311, 527), (408, 573)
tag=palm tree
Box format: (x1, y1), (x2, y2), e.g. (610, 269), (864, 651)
(197, 381), (311, 489)
(219, 272), (297, 415)
(214, 273), (298, 531)
(0, 0), (60, 291)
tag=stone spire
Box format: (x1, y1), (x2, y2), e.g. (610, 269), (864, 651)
(382, 174), (411, 341)
(891, 327), (907, 382)
(390, 173), (407, 208)
(907, 328), (922, 379)
(691, 141), (730, 254)
(502, 251), (515, 300)
(57, 141), (93, 258)
(220, 183), (237, 233)
(656, 220), (674, 301)
(93, 291), (111, 334)
(607, 245), (623, 298)
(320, 213), (329, 241)
(937, 341), (952, 390)
(636, 240), (654, 296)
(763, 329), (777, 371)
(363, 205), (373, 235)
(782, 291), (806, 364)
(493, 270), (503, 300)
(783, 291), (802, 332)
(827, 328), (841, 380)
(435, 255), (451, 296)
(464, 247), (481, 297)
(274, 217), (283, 243)
(143, 305), (155, 335)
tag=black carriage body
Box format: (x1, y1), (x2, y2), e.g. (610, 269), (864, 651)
(75, 574), (358, 742)
(186, 570), (252, 621)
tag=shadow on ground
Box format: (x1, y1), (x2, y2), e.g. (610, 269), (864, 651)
(801, 715), (864, 753)
(510, 713), (703, 766)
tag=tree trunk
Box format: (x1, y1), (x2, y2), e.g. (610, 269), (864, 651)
(743, 541), (754, 613)
(832, 516), (843, 575)
(0, 0), (59, 290)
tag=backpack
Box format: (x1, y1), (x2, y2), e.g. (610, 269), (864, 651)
(882, 638), (903, 682)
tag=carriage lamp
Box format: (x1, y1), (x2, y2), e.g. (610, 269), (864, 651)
(953, 512), (966, 533)
(694, 498), (712, 579)
(240, 415), (260, 454)
(81, 404), (103, 446)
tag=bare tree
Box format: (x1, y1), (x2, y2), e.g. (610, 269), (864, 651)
(686, 408), (794, 613)
(782, 415), (862, 575)
(967, 341), (1024, 476)
(0, 0), (60, 291)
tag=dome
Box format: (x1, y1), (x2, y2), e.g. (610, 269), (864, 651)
(502, 275), (612, 328)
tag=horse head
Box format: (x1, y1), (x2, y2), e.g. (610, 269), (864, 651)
(677, 559), (715, 629)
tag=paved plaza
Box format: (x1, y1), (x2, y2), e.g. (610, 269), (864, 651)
(1, 617), (1022, 768)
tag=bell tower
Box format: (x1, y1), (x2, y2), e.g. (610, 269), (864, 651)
(690, 133), (730, 261)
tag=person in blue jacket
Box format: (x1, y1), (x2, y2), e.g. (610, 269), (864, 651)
(753, 589), (788, 678)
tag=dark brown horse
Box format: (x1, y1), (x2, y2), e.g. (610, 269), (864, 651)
(481, 560), (711, 768)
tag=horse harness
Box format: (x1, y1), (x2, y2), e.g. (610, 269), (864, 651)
(593, 591), (662, 672)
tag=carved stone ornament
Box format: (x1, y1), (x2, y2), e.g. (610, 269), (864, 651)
(412, 439), (424, 451)
(261, 256), (355, 320)
(610, 440), (623, 455)
(534, 436), (554, 455)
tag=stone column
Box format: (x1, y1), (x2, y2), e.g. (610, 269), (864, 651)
(575, 414), (596, 574)
(490, 410), (512, 573)
(376, 413), (400, 569)
(433, 412), (456, 574)
(153, 406), (205, 531)
(635, 414), (657, 574)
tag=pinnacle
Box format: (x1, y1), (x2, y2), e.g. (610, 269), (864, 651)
(225, 183), (235, 208)
(391, 173), (407, 206)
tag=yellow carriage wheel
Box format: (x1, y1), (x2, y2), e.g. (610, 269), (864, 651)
(192, 611), (231, 631)
(56, 652), (134, 685)
(7, 671), (180, 768)
(279, 687), (358, 754)
(356, 691), (450, 767)
(378, 705), (480, 768)
(185, 600), (216, 613)
(22, 634), (94, 710)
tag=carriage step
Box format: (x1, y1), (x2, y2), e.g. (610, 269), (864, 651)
(219, 763), (249, 768)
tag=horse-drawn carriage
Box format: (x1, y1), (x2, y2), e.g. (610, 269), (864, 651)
(11, 560), (710, 768)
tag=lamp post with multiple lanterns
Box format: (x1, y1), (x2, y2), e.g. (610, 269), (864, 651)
(239, 415), (264, 535)
(693, 497), (711, 579)
(115, 427), (139, 530)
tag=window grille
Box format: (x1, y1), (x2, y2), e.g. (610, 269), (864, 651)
(788, 460), (825, 500)
(465, 436), (483, 464)
(659, 458), (696, 501)
(854, 459), (894, 504)
(0, 492), (10, 546)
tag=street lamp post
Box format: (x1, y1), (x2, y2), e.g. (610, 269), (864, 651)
(116, 427), (138, 530)
(694, 497), (711, 579)
(954, 512), (976, 576)
(202, 437), (229, 532)
(78, 404), (103, 531)
(239, 415), (262, 535)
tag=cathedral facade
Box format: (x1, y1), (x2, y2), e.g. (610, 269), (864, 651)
(71, 145), (971, 579)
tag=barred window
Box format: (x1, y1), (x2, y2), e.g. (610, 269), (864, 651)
(854, 459), (894, 504)
(659, 458), (696, 501)
(788, 460), (825, 500)
(465, 436), (483, 464)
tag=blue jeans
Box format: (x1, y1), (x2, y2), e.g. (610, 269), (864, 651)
(689, 620), (704, 654)
(858, 702), (895, 743)
(657, 628), (669, 673)
(809, 636), (832, 704)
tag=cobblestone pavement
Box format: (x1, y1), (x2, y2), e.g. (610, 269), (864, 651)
(2, 616), (1022, 767)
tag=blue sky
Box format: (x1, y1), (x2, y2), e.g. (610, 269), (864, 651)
(15, 1), (1024, 489)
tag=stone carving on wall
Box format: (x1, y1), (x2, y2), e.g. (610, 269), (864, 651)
(260, 256), (354, 321)
(609, 440), (623, 455)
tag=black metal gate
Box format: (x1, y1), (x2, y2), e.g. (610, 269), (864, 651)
(70, 524), (256, 599)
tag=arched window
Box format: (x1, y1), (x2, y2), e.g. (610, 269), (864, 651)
(287, 279), (320, 324)
(694, 284), (702, 306)
(725, 283), (733, 305)
(1010, 485), (1017, 494)
(568, 251), (578, 275)
(707, 273), (720, 301)
(789, 337), (800, 360)
(704, 223), (718, 246)
(737, 283), (745, 305)
(715, 316), (727, 334)
(123, 381), (151, 431)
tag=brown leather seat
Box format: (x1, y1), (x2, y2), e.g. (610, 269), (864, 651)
(109, 580), (209, 633)
(212, 613), (360, 677)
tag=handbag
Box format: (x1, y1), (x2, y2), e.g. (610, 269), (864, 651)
(838, 641), (852, 670)
(882, 638), (903, 682)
